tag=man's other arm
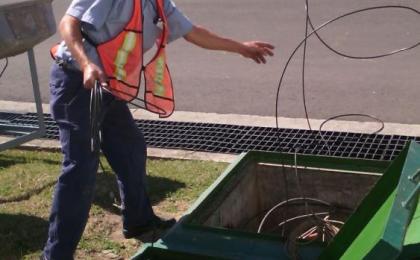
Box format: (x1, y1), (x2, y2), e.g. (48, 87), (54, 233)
(184, 25), (275, 64)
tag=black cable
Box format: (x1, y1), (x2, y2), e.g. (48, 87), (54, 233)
(319, 113), (385, 156)
(90, 83), (123, 177)
(0, 58), (8, 78)
(257, 197), (331, 233)
(280, 163), (290, 236)
(92, 84), (167, 236)
(306, 4), (420, 60)
(302, 0), (311, 130)
(275, 4), (420, 155)
(275, 5), (420, 128)
(101, 86), (167, 116)
(89, 83), (112, 174)
(90, 82), (103, 153)
(271, 5), (420, 251)
(293, 151), (309, 215)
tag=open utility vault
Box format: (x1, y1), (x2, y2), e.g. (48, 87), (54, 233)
(133, 142), (420, 259)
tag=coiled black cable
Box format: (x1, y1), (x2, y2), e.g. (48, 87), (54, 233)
(90, 81), (104, 153)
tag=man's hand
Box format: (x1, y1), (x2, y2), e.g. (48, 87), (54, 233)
(240, 41), (275, 64)
(184, 26), (275, 64)
(81, 62), (107, 89)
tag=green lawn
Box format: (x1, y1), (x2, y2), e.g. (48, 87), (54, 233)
(0, 149), (227, 260)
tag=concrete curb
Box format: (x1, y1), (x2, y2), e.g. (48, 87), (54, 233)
(0, 136), (235, 163)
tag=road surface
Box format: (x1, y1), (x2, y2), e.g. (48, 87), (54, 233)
(1, 0), (420, 124)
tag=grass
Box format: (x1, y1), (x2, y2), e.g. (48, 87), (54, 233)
(0, 149), (228, 260)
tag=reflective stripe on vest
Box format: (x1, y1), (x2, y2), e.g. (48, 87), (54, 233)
(50, 0), (175, 118)
(144, 0), (174, 117)
(114, 32), (137, 81)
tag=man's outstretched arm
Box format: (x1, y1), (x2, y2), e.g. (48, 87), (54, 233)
(184, 25), (275, 64)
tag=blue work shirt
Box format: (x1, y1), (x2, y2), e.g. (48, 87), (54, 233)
(56, 0), (193, 70)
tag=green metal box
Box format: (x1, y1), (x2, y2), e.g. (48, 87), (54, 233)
(134, 142), (420, 259)
(321, 142), (420, 259)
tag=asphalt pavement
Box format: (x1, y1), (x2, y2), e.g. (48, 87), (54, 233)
(1, 0), (420, 124)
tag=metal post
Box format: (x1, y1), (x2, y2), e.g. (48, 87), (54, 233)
(0, 49), (46, 151)
(27, 48), (46, 135)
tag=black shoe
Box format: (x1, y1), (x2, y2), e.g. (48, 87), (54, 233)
(123, 215), (176, 239)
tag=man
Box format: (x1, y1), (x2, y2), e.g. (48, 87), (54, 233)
(43, 0), (274, 259)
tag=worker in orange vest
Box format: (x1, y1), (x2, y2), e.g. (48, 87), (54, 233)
(43, 0), (274, 259)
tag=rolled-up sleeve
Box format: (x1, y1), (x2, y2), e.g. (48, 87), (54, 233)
(164, 0), (194, 42)
(66, 0), (113, 30)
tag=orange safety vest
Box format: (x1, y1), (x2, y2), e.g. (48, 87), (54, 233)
(51, 0), (174, 118)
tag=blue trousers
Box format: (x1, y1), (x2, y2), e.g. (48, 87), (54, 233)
(43, 64), (154, 259)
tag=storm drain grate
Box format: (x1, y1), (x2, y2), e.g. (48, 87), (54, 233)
(1, 112), (419, 161)
(0, 112), (21, 124)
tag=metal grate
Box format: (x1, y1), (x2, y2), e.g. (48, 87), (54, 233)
(1, 112), (418, 161)
(0, 112), (21, 124)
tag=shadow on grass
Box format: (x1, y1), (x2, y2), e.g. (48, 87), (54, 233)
(0, 174), (185, 259)
(94, 172), (186, 214)
(0, 153), (60, 169)
(147, 175), (186, 205)
(0, 213), (48, 259)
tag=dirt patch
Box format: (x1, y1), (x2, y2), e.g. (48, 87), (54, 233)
(73, 202), (191, 260)
(75, 211), (141, 260)
(153, 200), (190, 219)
